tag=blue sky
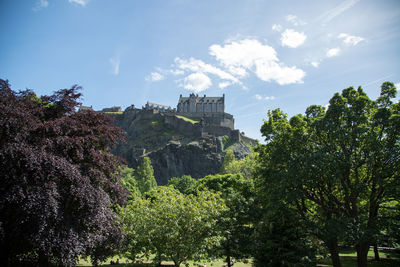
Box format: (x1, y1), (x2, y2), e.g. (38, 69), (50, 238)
(1, 0), (399, 141)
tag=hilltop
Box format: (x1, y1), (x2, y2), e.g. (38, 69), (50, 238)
(108, 103), (256, 185)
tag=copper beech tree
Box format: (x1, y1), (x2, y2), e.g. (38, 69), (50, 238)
(0, 80), (127, 266)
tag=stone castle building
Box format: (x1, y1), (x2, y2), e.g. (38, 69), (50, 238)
(144, 101), (174, 112)
(177, 93), (225, 113)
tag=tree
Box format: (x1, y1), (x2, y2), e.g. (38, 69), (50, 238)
(220, 150), (236, 174)
(134, 157), (157, 194)
(121, 187), (226, 267)
(220, 152), (257, 180)
(120, 166), (140, 198)
(255, 82), (400, 267)
(196, 174), (255, 267)
(0, 80), (127, 266)
(253, 202), (316, 267)
(167, 175), (197, 194)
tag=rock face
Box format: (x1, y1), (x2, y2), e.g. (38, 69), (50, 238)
(112, 108), (256, 185)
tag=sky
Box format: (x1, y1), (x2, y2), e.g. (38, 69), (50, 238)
(1, 0), (400, 141)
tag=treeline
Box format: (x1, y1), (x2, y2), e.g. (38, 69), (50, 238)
(0, 79), (399, 267)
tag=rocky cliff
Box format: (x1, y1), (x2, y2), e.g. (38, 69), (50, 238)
(112, 108), (256, 185)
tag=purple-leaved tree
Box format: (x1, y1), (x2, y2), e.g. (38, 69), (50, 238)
(0, 79), (127, 266)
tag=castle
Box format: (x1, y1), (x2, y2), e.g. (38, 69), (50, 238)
(80, 94), (234, 129)
(79, 93), (256, 151)
(177, 93), (225, 113)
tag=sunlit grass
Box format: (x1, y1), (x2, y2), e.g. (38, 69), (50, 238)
(176, 115), (200, 124)
(78, 249), (400, 266)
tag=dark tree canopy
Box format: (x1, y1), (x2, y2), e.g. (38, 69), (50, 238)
(255, 83), (400, 267)
(0, 80), (127, 266)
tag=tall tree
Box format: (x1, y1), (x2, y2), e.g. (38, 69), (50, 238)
(120, 166), (140, 198)
(0, 80), (127, 266)
(253, 202), (316, 267)
(255, 83), (400, 267)
(196, 174), (255, 267)
(134, 157), (157, 194)
(121, 187), (226, 267)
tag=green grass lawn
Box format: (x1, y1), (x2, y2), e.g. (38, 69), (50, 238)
(78, 256), (251, 267)
(317, 249), (400, 267)
(78, 249), (400, 267)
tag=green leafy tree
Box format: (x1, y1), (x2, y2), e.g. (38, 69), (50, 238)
(220, 150), (236, 174)
(134, 157), (157, 194)
(121, 187), (226, 267)
(167, 175), (197, 194)
(221, 152), (257, 180)
(255, 82), (400, 267)
(196, 174), (255, 267)
(120, 166), (140, 198)
(253, 202), (316, 267)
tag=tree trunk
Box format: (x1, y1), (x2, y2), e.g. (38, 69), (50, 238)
(356, 242), (370, 267)
(327, 237), (341, 267)
(226, 255), (231, 267)
(373, 244), (380, 261)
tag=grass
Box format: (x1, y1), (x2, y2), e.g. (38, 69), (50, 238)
(78, 256), (251, 267)
(176, 115), (199, 124)
(317, 249), (400, 267)
(77, 249), (400, 267)
(104, 111), (123, 114)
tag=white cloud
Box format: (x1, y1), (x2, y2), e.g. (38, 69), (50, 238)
(326, 48), (340, 57)
(254, 60), (305, 85)
(228, 66), (247, 78)
(311, 61), (320, 68)
(174, 57), (240, 85)
(146, 72), (164, 82)
(170, 69), (184, 75)
(109, 56), (120, 75)
(209, 39), (305, 85)
(272, 24), (282, 32)
(182, 73), (212, 93)
(69, 0), (89, 6)
(218, 81), (231, 89)
(395, 83), (400, 91)
(280, 29), (307, 48)
(338, 33), (364, 46)
(317, 0), (360, 24)
(285, 15), (306, 26)
(255, 94), (275, 101)
(33, 0), (48, 11)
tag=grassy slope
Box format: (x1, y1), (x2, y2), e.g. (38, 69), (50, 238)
(176, 115), (200, 124)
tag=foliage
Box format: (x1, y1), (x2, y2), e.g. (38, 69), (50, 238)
(134, 157), (157, 194)
(167, 175), (197, 194)
(196, 174), (255, 266)
(0, 80), (127, 266)
(220, 152), (257, 180)
(255, 82), (400, 267)
(120, 166), (140, 198)
(253, 203), (316, 267)
(120, 187), (227, 267)
(219, 150), (236, 174)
